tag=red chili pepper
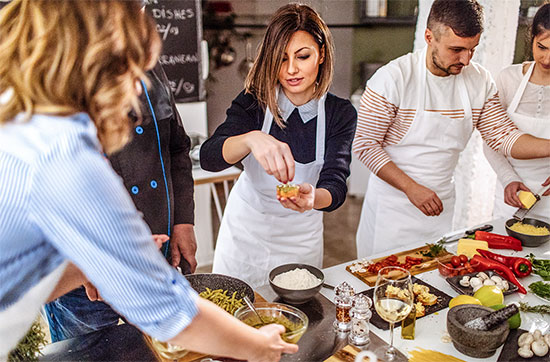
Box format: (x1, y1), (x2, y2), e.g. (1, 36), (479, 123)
(470, 255), (527, 294)
(476, 249), (532, 278)
(474, 231), (523, 251)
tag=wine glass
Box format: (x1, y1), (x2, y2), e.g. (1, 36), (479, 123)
(373, 266), (413, 361)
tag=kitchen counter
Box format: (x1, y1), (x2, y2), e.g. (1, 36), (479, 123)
(40, 218), (549, 361)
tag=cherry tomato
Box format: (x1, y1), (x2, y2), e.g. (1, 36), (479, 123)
(459, 254), (468, 264)
(451, 256), (461, 268)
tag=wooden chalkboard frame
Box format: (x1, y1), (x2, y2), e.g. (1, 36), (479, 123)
(146, 0), (205, 103)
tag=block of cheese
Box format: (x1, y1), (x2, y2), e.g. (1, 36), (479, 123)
(457, 239), (489, 259)
(518, 190), (537, 209)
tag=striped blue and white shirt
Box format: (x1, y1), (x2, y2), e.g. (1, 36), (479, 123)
(0, 113), (198, 341)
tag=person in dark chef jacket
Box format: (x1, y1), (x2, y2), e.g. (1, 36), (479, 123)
(483, 3), (550, 223)
(200, 3), (357, 289)
(353, 0), (550, 258)
(44, 62), (199, 342)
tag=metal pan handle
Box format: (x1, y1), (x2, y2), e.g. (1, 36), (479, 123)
(464, 224), (493, 236)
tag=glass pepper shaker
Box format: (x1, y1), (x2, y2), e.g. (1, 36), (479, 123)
(348, 293), (372, 347)
(333, 281), (355, 332)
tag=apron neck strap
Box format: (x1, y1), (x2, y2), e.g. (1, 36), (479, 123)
(508, 62), (535, 113)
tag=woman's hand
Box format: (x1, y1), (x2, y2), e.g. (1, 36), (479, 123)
(542, 177), (550, 196)
(245, 131), (295, 183)
(250, 324), (299, 362)
(278, 183), (314, 213)
(152, 234), (169, 249)
(404, 183), (443, 216)
(504, 181), (530, 207)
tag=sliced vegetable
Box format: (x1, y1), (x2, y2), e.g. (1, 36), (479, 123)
(470, 255), (527, 294)
(476, 249), (532, 277)
(527, 253), (550, 281)
(529, 281), (550, 300)
(473, 231), (523, 251)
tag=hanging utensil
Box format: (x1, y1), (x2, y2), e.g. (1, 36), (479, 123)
(238, 36), (254, 80)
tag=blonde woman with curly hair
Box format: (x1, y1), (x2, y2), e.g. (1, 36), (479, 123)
(0, 1), (297, 360)
(200, 3), (357, 288)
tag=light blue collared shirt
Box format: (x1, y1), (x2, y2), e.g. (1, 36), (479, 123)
(277, 90), (319, 123)
(0, 113), (197, 341)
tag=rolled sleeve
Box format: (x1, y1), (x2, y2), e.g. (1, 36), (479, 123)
(30, 139), (198, 340)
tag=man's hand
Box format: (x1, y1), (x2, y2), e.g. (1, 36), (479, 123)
(170, 224), (197, 272)
(542, 177), (550, 196)
(278, 183), (315, 213)
(405, 183), (443, 216)
(504, 181), (530, 208)
(83, 281), (103, 302)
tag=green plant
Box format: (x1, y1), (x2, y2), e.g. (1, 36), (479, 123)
(8, 320), (46, 362)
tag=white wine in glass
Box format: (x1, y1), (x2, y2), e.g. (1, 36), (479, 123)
(373, 266), (413, 361)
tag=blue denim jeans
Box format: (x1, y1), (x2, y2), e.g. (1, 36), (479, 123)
(44, 286), (120, 342)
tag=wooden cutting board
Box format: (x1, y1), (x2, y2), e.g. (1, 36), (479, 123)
(325, 344), (407, 362)
(346, 245), (452, 286)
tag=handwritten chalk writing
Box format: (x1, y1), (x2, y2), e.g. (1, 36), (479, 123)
(169, 78), (195, 95)
(156, 23), (179, 41)
(152, 6), (195, 20)
(159, 53), (199, 65)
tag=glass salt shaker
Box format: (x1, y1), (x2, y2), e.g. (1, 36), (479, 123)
(333, 281), (355, 332)
(348, 293), (372, 347)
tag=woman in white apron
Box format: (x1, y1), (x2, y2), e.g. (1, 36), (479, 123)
(200, 4), (356, 288)
(484, 5), (550, 223)
(356, 46), (474, 257)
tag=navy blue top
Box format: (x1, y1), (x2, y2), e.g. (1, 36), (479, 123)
(200, 90), (357, 211)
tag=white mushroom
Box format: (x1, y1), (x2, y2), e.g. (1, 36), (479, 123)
(459, 278), (470, 287)
(518, 347), (534, 358)
(533, 329), (543, 340)
(501, 280), (509, 291)
(462, 275), (470, 282)
(472, 284), (482, 293)
(490, 275), (503, 283)
(544, 334), (550, 347)
(477, 272), (489, 280)
(531, 339), (549, 357)
(470, 277), (482, 288)
(518, 332), (535, 347)
(483, 279), (496, 286)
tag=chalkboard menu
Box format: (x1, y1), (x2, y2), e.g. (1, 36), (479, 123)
(146, 0), (204, 102)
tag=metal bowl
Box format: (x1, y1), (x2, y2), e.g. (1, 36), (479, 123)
(269, 263), (324, 305)
(505, 218), (550, 247)
(185, 273), (255, 303)
(234, 302), (308, 344)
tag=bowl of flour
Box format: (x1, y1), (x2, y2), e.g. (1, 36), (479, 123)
(269, 263), (324, 304)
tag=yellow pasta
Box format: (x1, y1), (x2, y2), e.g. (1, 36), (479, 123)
(199, 288), (244, 315)
(408, 348), (466, 362)
(510, 222), (550, 236)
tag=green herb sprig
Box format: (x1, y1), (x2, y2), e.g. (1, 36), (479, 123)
(527, 253), (550, 281)
(8, 320), (46, 362)
(519, 302), (550, 315)
(420, 240), (447, 258)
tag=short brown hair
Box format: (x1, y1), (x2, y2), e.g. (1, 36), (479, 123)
(0, 0), (161, 154)
(427, 0), (484, 39)
(244, 3), (334, 128)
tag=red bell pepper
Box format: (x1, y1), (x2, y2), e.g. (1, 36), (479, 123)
(476, 249), (532, 277)
(473, 231), (523, 251)
(470, 254), (527, 294)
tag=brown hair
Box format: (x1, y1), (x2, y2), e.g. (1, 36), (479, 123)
(0, 0), (161, 153)
(244, 3), (334, 128)
(528, 3), (550, 59)
(427, 0), (484, 39)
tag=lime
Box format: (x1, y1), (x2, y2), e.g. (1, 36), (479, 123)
(449, 295), (482, 309)
(491, 304), (521, 329)
(473, 285), (504, 307)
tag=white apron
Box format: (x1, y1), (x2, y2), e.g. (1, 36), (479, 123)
(356, 48), (473, 257)
(212, 96), (326, 288)
(493, 62), (550, 223)
(0, 261), (67, 361)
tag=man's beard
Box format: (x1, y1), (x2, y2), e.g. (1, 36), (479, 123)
(432, 49), (463, 75)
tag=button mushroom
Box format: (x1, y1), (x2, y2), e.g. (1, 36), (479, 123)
(544, 334), (550, 347)
(531, 339), (549, 357)
(518, 346), (534, 358)
(518, 332), (534, 347)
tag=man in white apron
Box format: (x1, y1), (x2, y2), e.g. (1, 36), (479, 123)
(354, 0), (550, 257)
(485, 62), (550, 223)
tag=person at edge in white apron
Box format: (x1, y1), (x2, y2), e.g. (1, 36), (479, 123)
(353, 0), (550, 258)
(483, 4), (550, 223)
(200, 4), (356, 289)
(0, 2), (297, 361)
